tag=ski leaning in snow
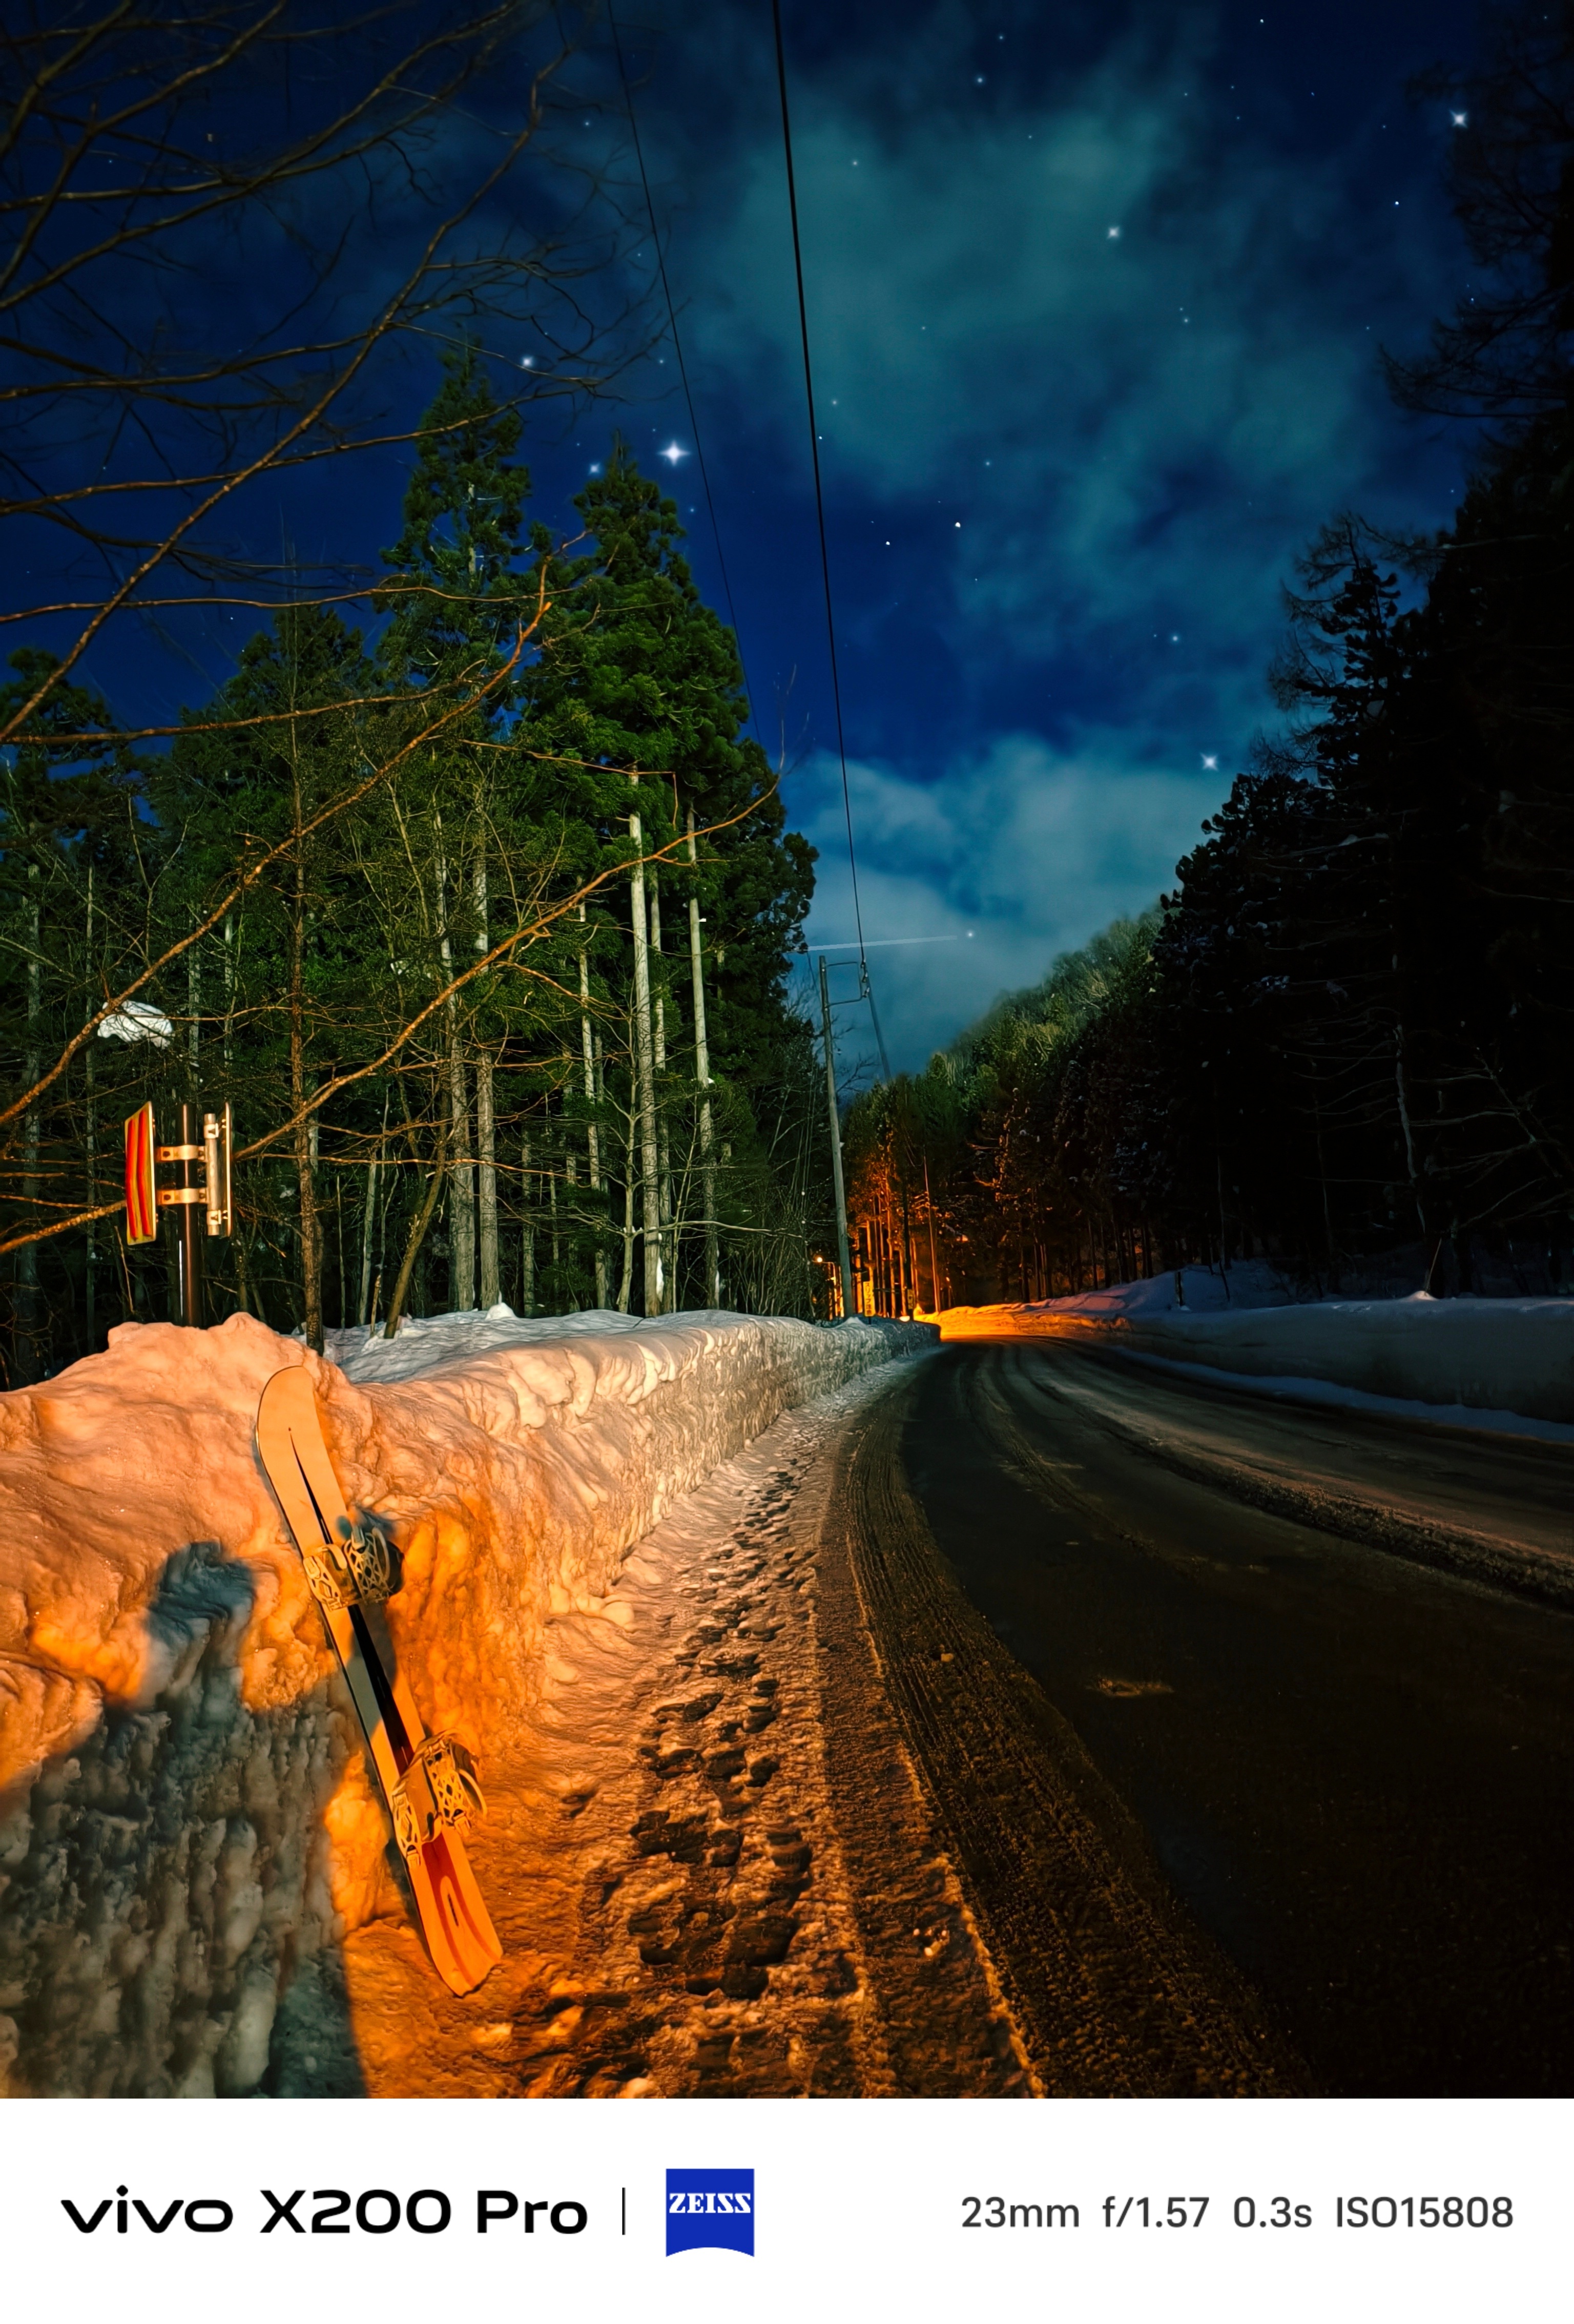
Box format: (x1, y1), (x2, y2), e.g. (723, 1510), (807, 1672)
(256, 1366), (502, 1995)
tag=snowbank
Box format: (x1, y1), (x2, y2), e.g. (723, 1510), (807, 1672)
(941, 1269), (1574, 1427)
(0, 1304), (932, 2096)
(940, 1260), (1299, 1335)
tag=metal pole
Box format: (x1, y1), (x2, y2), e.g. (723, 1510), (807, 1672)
(174, 1099), (203, 1326)
(819, 956), (854, 1320)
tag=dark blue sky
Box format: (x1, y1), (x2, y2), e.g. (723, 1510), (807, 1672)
(599, 0), (1486, 1071)
(19, 0), (1489, 1070)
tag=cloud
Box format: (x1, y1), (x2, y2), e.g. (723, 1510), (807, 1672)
(795, 731), (1221, 1068)
(699, 34), (1449, 671)
(650, 13), (1466, 1063)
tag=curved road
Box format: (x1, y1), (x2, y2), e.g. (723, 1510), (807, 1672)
(833, 1336), (1574, 2097)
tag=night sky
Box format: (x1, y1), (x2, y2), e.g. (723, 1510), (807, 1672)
(28, 0), (1490, 1072)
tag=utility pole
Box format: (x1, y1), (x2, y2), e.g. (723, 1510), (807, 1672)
(819, 955), (854, 1320)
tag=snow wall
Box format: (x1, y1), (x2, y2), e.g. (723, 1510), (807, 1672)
(0, 1305), (933, 2097)
(942, 1270), (1574, 1425)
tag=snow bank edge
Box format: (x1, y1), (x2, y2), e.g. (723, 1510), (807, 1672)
(0, 1309), (935, 2096)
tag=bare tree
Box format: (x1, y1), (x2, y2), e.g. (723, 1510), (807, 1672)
(0, 0), (642, 743)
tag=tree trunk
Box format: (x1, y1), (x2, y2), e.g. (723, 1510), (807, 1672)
(84, 863), (97, 1352)
(188, 928), (200, 1089)
(616, 1095), (636, 1314)
(290, 792), (323, 1354)
(285, 746), (321, 1346)
(578, 910), (607, 1308)
(520, 1132), (535, 1314)
(475, 1052), (498, 1306)
(1394, 1019), (1427, 1236)
(649, 868), (677, 1300)
(473, 847), (499, 1308)
(923, 1152), (940, 1315)
(593, 1033), (609, 1309)
(897, 1165), (915, 1315)
(13, 858), (43, 1380)
(222, 908), (236, 1074)
(384, 1116), (447, 1339)
(357, 1103), (386, 1325)
(628, 798), (663, 1315)
(434, 828), (475, 1310)
(1312, 1073), (1338, 1289)
(686, 808), (719, 1306)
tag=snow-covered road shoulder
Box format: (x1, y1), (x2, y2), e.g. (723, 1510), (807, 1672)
(0, 1303), (933, 2096)
(941, 1267), (1574, 1431)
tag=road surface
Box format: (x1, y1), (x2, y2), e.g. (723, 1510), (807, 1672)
(830, 1336), (1574, 2097)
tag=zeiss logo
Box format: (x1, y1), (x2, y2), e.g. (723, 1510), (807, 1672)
(665, 2169), (754, 2257)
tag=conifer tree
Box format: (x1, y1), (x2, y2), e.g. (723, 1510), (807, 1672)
(378, 347), (534, 1312)
(522, 444), (814, 1314)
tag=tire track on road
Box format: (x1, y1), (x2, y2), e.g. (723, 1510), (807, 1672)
(828, 1371), (1306, 2097)
(1017, 1346), (1574, 1609)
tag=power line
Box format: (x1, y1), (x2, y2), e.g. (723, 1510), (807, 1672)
(807, 933), (975, 951)
(607, 4), (758, 740)
(770, 0), (868, 974)
(861, 963), (893, 1083)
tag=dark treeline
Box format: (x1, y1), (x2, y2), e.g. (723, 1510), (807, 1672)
(845, 6), (1574, 1311)
(0, 364), (832, 1379)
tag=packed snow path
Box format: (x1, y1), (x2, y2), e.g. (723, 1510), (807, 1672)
(326, 1360), (1034, 2097)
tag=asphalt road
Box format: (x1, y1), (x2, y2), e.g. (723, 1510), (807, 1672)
(853, 1337), (1574, 2097)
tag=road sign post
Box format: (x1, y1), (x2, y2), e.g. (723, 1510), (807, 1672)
(123, 1100), (233, 1325)
(123, 1103), (158, 1246)
(158, 1102), (205, 1326)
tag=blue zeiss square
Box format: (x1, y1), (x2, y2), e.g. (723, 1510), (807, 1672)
(665, 2168), (755, 2256)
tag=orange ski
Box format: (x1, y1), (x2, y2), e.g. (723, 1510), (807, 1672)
(256, 1366), (502, 1996)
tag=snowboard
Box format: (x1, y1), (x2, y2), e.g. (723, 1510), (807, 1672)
(256, 1365), (502, 1996)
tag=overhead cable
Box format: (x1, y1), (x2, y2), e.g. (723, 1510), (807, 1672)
(770, 0), (869, 975)
(861, 963), (893, 1083)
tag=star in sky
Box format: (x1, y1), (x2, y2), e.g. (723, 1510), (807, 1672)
(1107, 224), (1122, 240)
(1451, 110), (1468, 128)
(1202, 753), (1218, 771)
(658, 441), (689, 465)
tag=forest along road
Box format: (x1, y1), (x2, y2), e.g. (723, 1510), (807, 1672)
(845, 1336), (1574, 2098)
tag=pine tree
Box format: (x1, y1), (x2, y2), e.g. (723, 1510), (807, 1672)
(521, 444), (815, 1314)
(378, 346), (534, 1313)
